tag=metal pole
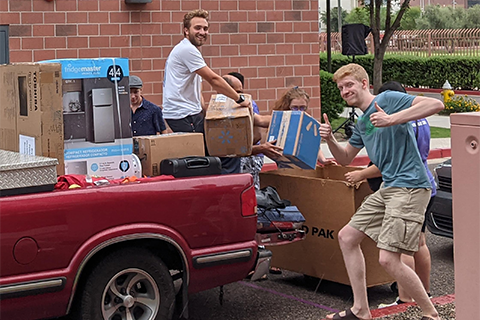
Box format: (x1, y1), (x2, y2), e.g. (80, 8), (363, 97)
(327, 0), (332, 73)
(337, 0), (342, 34)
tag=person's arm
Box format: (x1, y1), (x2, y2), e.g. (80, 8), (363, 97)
(344, 165), (381, 184)
(319, 114), (361, 165)
(317, 149), (335, 165)
(251, 140), (283, 159)
(154, 105), (168, 134)
(253, 114), (271, 128)
(195, 66), (250, 108)
(370, 97), (444, 127)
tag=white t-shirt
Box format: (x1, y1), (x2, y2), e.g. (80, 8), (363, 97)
(162, 38), (207, 119)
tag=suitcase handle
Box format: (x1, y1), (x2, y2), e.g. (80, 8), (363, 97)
(184, 157), (211, 169)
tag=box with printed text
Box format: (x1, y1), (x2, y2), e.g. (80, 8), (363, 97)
(0, 63), (65, 175)
(40, 58), (134, 179)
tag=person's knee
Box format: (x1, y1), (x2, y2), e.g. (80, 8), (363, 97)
(418, 232), (427, 247)
(378, 250), (399, 272)
(337, 226), (362, 248)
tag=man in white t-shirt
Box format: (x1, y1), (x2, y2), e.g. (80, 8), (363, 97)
(163, 9), (252, 136)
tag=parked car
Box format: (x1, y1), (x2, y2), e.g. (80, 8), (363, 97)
(426, 158), (453, 239)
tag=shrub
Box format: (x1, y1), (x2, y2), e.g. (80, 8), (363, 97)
(319, 53), (480, 90)
(440, 95), (480, 115)
(320, 70), (347, 120)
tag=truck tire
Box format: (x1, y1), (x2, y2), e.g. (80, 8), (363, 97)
(77, 248), (175, 320)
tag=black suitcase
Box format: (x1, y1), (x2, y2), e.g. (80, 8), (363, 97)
(160, 156), (222, 178)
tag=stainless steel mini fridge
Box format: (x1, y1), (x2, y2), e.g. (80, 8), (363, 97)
(90, 88), (115, 143)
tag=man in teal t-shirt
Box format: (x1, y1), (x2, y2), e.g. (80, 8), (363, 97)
(319, 64), (444, 320)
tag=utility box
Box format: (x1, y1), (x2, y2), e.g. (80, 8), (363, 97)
(451, 112), (480, 320)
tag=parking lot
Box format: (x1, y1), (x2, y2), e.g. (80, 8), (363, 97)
(186, 231), (454, 320)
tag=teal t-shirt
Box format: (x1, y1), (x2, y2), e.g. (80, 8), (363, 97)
(348, 91), (431, 189)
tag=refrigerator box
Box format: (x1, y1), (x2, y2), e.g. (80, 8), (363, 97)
(205, 94), (253, 157)
(40, 58), (134, 179)
(267, 110), (321, 170)
(0, 150), (58, 197)
(260, 165), (394, 287)
(0, 63), (65, 175)
(134, 133), (205, 177)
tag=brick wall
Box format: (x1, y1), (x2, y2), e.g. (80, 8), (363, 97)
(1, 0), (321, 119)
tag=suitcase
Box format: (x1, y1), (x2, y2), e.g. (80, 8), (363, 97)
(160, 156), (222, 178)
(257, 206), (306, 232)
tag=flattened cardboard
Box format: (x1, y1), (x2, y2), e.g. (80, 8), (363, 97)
(260, 165), (394, 287)
(134, 133), (205, 177)
(205, 94), (253, 157)
(267, 111), (321, 169)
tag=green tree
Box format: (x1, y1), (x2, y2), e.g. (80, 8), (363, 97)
(345, 7), (370, 26)
(320, 7), (348, 32)
(466, 5), (480, 28)
(416, 5), (471, 29)
(396, 6), (421, 30)
(369, 0), (412, 92)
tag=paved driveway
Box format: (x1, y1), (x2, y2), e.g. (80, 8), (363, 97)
(186, 232), (454, 320)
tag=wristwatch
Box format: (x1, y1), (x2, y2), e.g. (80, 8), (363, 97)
(236, 94), (245, 104)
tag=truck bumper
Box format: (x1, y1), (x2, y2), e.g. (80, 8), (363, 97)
(249, 247), (272, 281)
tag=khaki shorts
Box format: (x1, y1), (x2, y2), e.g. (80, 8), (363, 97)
(349, 186), (431, 255)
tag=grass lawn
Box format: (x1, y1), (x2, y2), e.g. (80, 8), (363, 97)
(330, 117), (451, 138)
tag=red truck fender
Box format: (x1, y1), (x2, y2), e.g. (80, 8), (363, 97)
(64, 223), (191, 314)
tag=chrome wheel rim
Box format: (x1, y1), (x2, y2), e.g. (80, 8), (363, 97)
(101, 268), (160, 320)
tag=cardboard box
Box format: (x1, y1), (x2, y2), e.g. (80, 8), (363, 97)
(134, 133), (205, 176)
(205, 94), (253, 157)
(0, 63), (65, 175)
(267, 110), (321, 170)
(259, 165), (394, 287)
(40, 58), (134, 179)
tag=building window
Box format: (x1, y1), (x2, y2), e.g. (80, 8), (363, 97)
(0, 25), (9, 64)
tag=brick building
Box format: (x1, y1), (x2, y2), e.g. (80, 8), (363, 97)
(0, 0), (322, 119)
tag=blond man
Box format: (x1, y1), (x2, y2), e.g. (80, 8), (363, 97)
(319, 64), (444, 320)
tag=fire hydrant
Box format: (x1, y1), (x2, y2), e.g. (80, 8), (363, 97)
(440, 80), (455, 103)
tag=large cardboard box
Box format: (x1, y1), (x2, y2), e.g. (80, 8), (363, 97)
(0, 63), (64, 174)
(267, 110), (321, 170)
(205, 94), (253, 157)
(134, 133), (205, 176)
(260, 165), (394, 287)
(41, 58), (134, 179)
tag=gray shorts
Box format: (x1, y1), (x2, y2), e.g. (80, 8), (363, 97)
(349, 186), (431, 255)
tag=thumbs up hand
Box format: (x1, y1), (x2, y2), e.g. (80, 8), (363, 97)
(319, 113), (334, 141)
(369, 102), (392, 127)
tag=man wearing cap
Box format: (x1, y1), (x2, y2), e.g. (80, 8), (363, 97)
(130, 75), (170, 136)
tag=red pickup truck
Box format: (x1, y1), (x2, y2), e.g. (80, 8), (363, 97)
(0, 173), (303, 320)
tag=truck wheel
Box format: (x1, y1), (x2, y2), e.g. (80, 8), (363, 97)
(78, 248), (175, 320)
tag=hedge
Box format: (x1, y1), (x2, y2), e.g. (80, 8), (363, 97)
(320, 53), (480, 90)
(320, 70), (347, 120)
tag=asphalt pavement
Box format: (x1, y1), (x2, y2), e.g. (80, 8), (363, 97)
(186, 231), (453, 320)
